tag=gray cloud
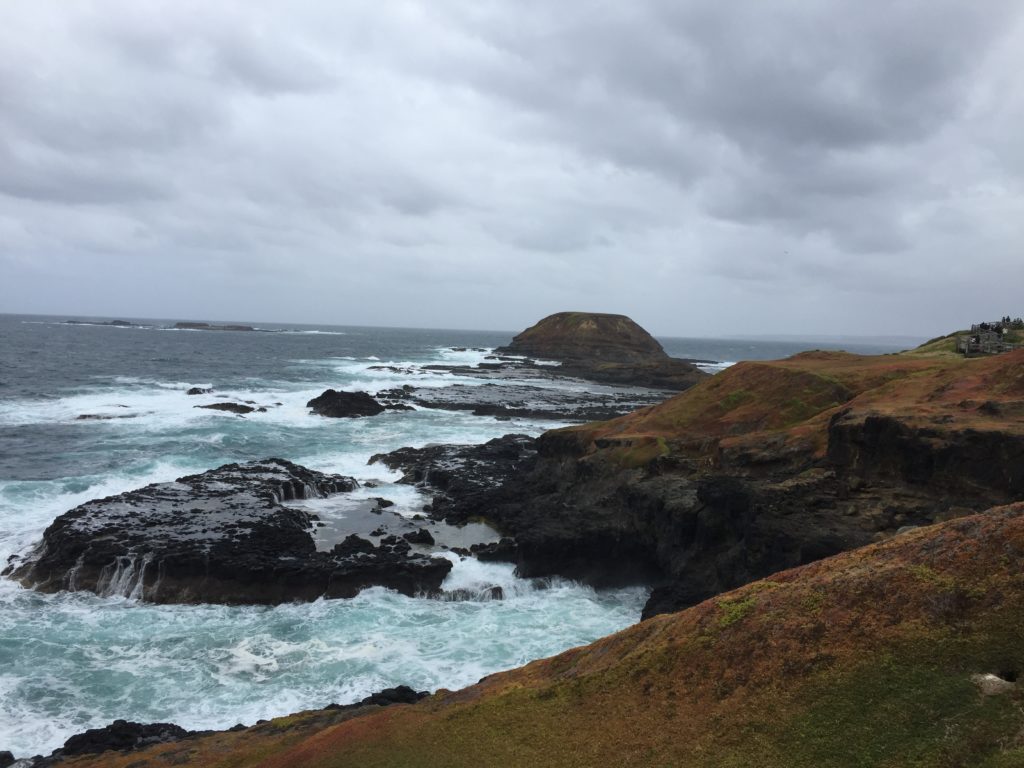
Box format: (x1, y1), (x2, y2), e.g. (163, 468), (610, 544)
(1, 1), (1022, 336)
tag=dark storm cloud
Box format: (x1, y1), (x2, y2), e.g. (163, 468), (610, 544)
(1, 1), (1022, 335)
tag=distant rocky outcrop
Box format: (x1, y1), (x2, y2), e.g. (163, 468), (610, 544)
(173, 322), (254, 332)
(307, 390), (386, 418)
(63, 320), (135, 328)
(498, 311), (670, 363)
(495, 312), (707, 390)
(9, 686), (432, 767)
(4, 459), (451, 604)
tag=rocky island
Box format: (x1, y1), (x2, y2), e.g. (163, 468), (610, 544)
(493, 311), (708, 389)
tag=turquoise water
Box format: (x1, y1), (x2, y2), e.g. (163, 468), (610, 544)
(0, 315), (911, 756)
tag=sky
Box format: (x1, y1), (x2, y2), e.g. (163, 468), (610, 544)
(1, 1), (1022, 337)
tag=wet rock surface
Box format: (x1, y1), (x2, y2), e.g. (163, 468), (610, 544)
(492, 311), (709, 390)
(11, 686), (432, 766)
(371, 434), (538, 510)
(325, 685), (429, 711)
(307, 389), (386, 418)
(4, 459), (452, 604)
(376, 381), (675, 421)
(194, 402), (260, 415)
(376, 414), (1024, 620)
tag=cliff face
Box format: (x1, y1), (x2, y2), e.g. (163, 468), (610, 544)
(498, 311), (670, 363)
(60, 503), (1024, 767)
(496, 312), (706, 390)
(382, 348), (1024, 618)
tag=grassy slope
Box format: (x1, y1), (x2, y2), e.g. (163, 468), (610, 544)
(72, 504), (1024, 768)
(559, 347), (1024, 467)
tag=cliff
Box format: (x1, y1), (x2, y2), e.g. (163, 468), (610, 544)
(54, 502), (1024, 767)
(381, 347), (1024, 617)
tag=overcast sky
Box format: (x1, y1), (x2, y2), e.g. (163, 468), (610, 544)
(1, 1), (1022, 337)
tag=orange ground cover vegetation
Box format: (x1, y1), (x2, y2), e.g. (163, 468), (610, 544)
(66, 502), (1024, 768)
(563, 348), (1024, 466)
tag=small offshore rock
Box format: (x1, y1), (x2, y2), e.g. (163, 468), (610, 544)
(186, 387), (213, 396)
(307, 389), (385, 418)
(195, 402), (254, 415)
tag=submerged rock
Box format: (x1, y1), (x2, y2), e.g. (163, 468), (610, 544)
(307, 389), (386, 418)
(5, 459), (452, 604)
(194, 402), (255, 415)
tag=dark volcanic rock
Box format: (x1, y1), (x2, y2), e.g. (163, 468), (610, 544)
(307, 389), (385, 418)
(403, 528), (435, 545)
(376, 413), (1024, 620)
(326, 685), (429, 711)
(195, 402), (254, 415)
(371, 434), (538, 502)
(59, 719), (191, 757)
(0, 751), (12, 768)
(402, 382), (674, 422)
(5, 459), (452, 604)
(187, 387), (213, 395)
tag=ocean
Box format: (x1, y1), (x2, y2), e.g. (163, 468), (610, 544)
(0, 314), (913, 756)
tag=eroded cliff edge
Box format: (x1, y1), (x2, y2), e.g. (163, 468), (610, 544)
(45, 502), (1024, 767)
(378, 347), (1024, 618)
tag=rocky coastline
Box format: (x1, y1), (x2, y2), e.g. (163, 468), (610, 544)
(8, 315), (1024, 765)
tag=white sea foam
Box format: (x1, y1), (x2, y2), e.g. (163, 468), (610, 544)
(0, 338), (650, 758)
(696, 361), (736, 374)
(0, 576), (647, 756)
